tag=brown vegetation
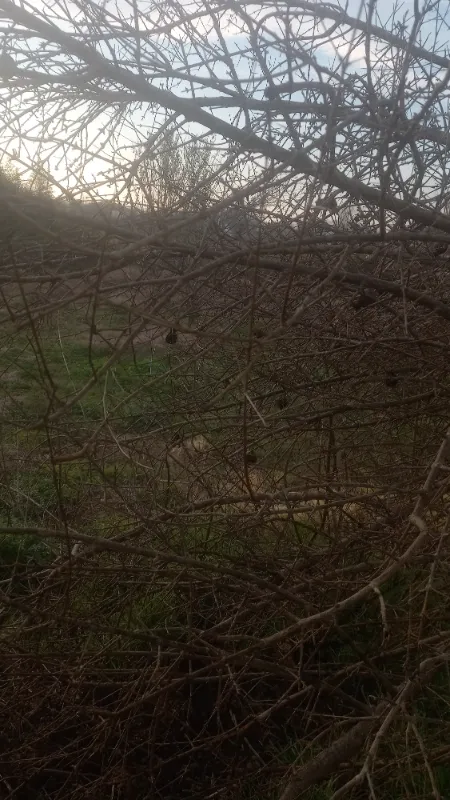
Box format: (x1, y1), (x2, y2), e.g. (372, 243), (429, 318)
(0, 1), (450, 799)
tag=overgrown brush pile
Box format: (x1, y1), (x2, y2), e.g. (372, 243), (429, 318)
(0, 186), (449, 799)
(1, 507), (449, 800)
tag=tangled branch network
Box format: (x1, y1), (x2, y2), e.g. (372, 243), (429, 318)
(0, 1), (449, 798)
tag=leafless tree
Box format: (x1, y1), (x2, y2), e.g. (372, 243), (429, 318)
(0, 1), (449, 798)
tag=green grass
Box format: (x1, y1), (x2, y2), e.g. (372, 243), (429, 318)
(0, 527), (54, 564)
(0, 318), (176, 428)
(0, 462), (107, 523)
(125, 586), (178, 630)
(380, 755), (450, 799)
(0, 314), (238, 442)
(0, 527), (56, 598)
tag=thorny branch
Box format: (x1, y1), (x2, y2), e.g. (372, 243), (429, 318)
(0, 1), (449, 798)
